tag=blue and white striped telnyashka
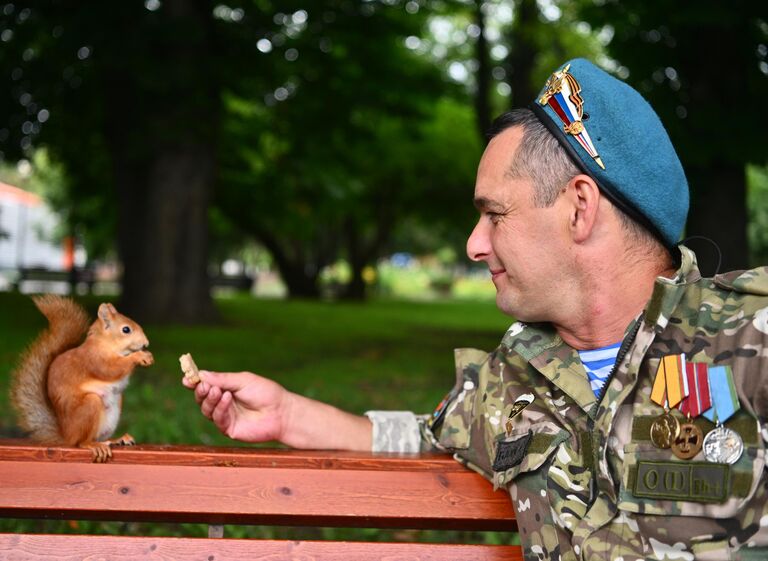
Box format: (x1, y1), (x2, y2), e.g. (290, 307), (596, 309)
(578, 342), (622, 399)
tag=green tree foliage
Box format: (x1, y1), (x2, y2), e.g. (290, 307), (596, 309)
(423, 1), (604, 140)
(748, 165), (768, 266)
(0, 0), (249, 321)
(579, 0), (768, 273)
(0, 0), (481, 306)
(217, 0), (479, 298)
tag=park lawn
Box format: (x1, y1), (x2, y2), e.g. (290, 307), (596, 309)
(0, 291), (519, 544)
(0, 291), (510, 445)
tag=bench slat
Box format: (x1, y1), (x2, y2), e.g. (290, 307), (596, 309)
(0, 448), (516, 531)
(0, 534), (524, 561)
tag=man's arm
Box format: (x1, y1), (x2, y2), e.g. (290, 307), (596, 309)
(188, 370), (373, 451)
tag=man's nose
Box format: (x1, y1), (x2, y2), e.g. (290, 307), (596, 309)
(466, 219), (490, 262)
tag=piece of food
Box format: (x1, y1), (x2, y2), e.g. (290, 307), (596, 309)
(179, 353), (201, 385)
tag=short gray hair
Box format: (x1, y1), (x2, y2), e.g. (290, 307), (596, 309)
(486, 109), (662, 251)
(486, 108), (578, 207)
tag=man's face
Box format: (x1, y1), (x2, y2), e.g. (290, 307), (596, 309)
(466, 126), (570, 321)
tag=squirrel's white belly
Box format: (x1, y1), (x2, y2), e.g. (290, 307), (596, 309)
(93, 378), (130, 441)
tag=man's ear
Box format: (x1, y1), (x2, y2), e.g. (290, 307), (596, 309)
(563, 174), (601, 243)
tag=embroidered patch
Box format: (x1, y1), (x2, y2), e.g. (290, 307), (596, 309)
(428, 386), (458, 431)
(493, 430), (532, 472)
(633, 460), (729, 503)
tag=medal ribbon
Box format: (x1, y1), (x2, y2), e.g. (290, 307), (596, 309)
(702, 365), (739, 423)
(679, 362), (712, 418)
(651, 354), (687, 408)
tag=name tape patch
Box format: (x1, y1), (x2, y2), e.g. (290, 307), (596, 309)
(493, 430), (532, 472)
(633, 460), (729, 503)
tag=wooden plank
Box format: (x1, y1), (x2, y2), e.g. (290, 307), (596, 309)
(0, 534), (524, 561)
(0, 441), (479, 471)
(0, 459), (516, 530)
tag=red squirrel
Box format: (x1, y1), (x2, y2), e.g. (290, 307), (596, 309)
(10, 295), (153, 462)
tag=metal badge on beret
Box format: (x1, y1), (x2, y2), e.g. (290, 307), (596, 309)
(538, 63), (605, 170)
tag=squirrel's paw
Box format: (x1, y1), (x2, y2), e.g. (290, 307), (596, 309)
(109, 433), (136, 447)
(138, 350), (154, 367)
(83, 442), (113, 463)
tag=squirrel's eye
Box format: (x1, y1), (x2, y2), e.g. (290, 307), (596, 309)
(122, 326), (131, 334)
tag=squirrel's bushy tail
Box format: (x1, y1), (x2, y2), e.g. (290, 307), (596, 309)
(10, 295), (90, 443)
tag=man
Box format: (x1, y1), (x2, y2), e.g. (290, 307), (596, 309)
(188, 59), (768, 560)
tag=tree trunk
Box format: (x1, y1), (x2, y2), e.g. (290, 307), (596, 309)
(254, 228), (325, 299)
(340, 219), (367, 301)
(117, 145), (217, 322)
(473, 0), (491, 139)
(684, 164), (748, 276)
(279, 263), (322, 299)
(103, 0), (219, 323)
(339, 212), (392, 301)
(505, 0), (538, 108)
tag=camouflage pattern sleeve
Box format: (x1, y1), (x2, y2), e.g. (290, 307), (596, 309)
(365, 348), (492, 454)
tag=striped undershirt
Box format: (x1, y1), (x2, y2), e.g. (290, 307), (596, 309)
(578, 342), (621, 398)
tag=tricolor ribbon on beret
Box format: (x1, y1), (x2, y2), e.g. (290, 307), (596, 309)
(538, 63), (605, 170)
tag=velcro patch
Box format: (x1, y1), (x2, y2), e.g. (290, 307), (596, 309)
(493, 430), (532, 472)
(633, 460), (729, 503)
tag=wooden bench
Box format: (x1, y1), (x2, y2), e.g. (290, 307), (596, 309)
(0, 440), (522, 560)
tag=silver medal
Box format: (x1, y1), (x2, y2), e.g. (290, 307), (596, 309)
(702, 425), (744, 464)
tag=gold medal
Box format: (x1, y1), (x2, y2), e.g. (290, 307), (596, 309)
(671, 422), (703, 460)
(650, 412), (680, 449)
(649, 354), (690, 449)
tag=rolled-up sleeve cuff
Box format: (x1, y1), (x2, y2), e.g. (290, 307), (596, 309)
(364, 410), (422, 453)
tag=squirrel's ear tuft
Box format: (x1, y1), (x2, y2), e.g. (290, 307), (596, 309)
(97, 303), (116, 329)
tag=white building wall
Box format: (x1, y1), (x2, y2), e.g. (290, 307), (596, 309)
(0, 182), (67, 270)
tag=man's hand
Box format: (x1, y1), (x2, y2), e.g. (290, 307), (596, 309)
(186, 371), (289, 443)
(185, 370), (373, 450)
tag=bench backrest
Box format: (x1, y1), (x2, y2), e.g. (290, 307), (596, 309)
(0, 440), (522, 560)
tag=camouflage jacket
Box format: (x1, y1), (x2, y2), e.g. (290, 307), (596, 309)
(368, 246), (768, 561)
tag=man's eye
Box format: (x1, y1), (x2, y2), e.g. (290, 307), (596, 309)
(487, 212), (502, 224)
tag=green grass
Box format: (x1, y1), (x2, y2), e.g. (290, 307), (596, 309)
(0, 292), (510, 445)
(0, 291), (518, 543)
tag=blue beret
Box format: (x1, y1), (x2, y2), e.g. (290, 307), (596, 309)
(530, 58), (689, 249)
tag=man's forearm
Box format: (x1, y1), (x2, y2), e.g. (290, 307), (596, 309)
(280, 390), (373, 451)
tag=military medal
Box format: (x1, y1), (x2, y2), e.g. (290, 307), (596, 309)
(679, 362), (711, 418)
(671, 418), (703, 459)
(649, 354), (687, 449)
(650, 411), (679, 449)
(701, 365), (743, 464)
(667, 361), (713, 459)
(702, 425), (743, 464)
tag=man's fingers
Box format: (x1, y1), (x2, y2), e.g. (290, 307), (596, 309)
(199, 371), (254, 393)
(200, 385), (222, 418)
(194, 381), (211, 405)
(212, 391), (234, 432)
